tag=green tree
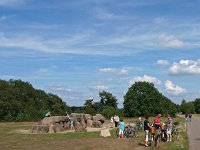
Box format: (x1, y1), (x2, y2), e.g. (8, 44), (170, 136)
(180, 100), (195, 114)
(84, 99), (96, 115)
(124, 81), (177, 117)
(0, 79), (71, 121)
(193, 98), (200, 114)
(99, 91), (118, 108)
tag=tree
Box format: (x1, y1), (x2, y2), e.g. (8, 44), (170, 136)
(124, 81), (177, 117)
(84, 99), (96, 115)
(0, 79), (71, 121)
(180, 100), (195, 114)
(193, 98), (200, 114)
(99, 91), (118, 108)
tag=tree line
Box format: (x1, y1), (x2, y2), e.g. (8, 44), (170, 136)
(0, 79), (70, 121)
(0, 79), (200, 121)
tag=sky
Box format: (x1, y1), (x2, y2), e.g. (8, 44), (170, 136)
(1, 0), (200, 107)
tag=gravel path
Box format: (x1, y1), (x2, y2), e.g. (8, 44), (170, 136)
(186, 116), (200, 150)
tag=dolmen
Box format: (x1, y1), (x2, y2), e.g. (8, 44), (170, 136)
(31, 113), (106, 133)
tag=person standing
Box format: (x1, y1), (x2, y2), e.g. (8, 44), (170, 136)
(166, 114), (173, 142)
(113, 115), (116, 127)
(110, 116), (114, 128)
(119, 118), (125, 138)
(154, 114), (162, 146)
(69, 115), (74, 130)
(185, 114), (188, 122)
(154, 114), (161, 129)
(189, 114), (192, 122)
(144, 116), (151, 147)
(116, 115), (120, 127)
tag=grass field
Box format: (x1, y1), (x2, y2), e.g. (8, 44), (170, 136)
(0, 116), (189, 150)
(192, 114), (200, 117)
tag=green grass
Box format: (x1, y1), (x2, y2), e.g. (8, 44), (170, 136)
(192, 114), (200, 117)
(0, 116), (189, 150)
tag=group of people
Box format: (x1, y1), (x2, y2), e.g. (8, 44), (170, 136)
(110, 115), (120, 128)
(185, 113), (192, 122)
(143, 114), (173, 147)
(111, 115), (125, 138)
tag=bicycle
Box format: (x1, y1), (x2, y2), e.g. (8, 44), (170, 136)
(116, 125), (138, 138)
(135, 121), (143, 131)
(172, 122), (179, 140)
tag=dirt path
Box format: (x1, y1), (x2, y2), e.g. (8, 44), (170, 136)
(186, 116), (200, 150)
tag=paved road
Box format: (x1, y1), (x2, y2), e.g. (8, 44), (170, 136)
(186, 116), (200, 150)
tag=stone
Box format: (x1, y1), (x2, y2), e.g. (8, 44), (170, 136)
(86, 119), (93, 127)
(75, 122), (86, 132)
(94, 114), (106, 123)
(54, 123), (64, 133)
(64, 121), (70, 129)
(100, 129), (111, 137)
(85, 114), (93, 120)
(32, 125), (49, 133)
(92, 121), (102, 128)
(48, 124), (55, 133)
(40, 116), (69, 126)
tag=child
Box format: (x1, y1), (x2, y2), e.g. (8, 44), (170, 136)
(167, 114), (173, 142)
(119, 118), (125, 138)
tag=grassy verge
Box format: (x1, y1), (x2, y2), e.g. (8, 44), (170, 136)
(192, 114), (200, 117)
(0, 116), (189, 150)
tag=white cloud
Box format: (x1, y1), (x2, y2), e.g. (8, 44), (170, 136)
(157, 59), (169, 66)
(119, 69), (128, 75)
(47, 84), (72, 92)
(169, 59), (200, 74)
(164, 80), (186, 95)
(129, 75), (161, 85)
(0, 32), (135, 56)
(99, 68), (115, 73)
(89, 84), (109, 91)
(99, 67), (128, 75)
(158, 35), (184, 48)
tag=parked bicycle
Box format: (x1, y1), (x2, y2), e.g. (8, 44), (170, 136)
(116, 124), (138, 138)
(172, 122), (179, 140)
(135, 121), (143, 131)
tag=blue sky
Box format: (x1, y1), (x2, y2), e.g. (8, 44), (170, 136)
(1, 0), (200, 107)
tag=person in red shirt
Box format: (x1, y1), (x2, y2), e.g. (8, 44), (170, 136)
(154, 114), (161, 129)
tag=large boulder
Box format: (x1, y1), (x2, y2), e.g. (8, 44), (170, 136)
(40, 116), (69, 126)
(86, 119), (93, 127)
(75, 122), (86, 132)
(72, 113), (87, 131)
(48, 124), (55, 133)
(93, 114), (106, 123)
(92, 121), (102, 128)
(54, 123), (65, 133)
(85, 114), (93, 120)
(32, 125), (49, 133)
(63, 121), (70, 129)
